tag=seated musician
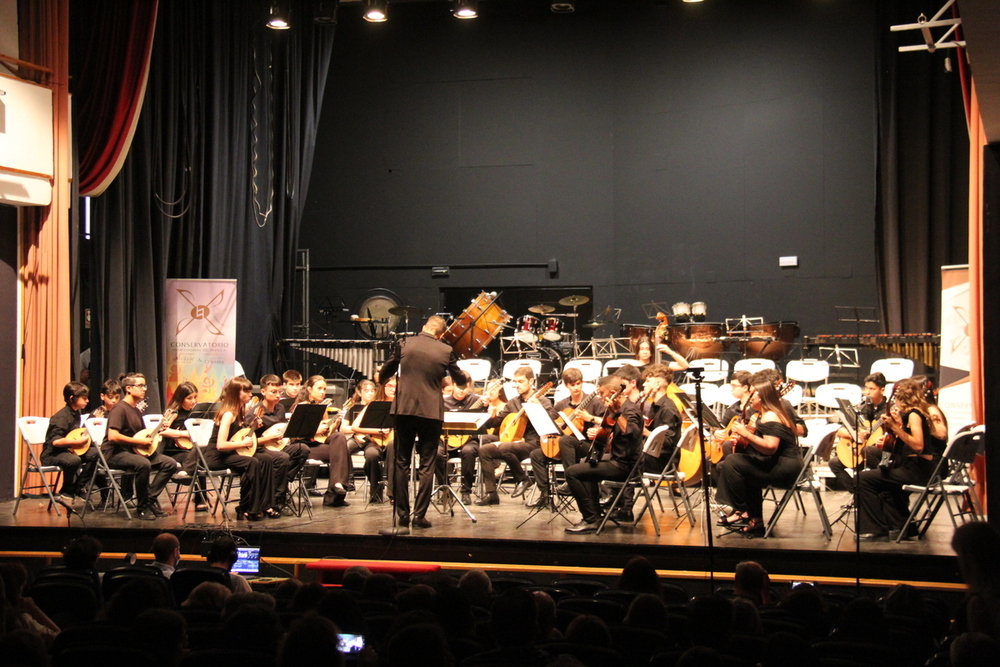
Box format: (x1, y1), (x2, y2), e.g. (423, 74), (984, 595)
(476, 366), (557, 506)
(436, 371), (489, 505)
(89, 378), (122, 418)
(289, 375), (351, 504)
(714, 370), (753, 459)
(42, 381), (99, 500)
(337, 379), (377, 501)
(654, 340), (691, 373)
(716, 377), (803, 538)
(101, 373), (178, 521)
(632, 336), (654, 373)
(564, 375), (644, 533)
(280, 370), (303, 410)
(256, 374), (310, 509)
(857, 377), (948, 541)
(205, 377), (285, 521)
(829, 372), (888, 492)
(526, 368), (605, 509)
(157, 382), (200, 479)
(344, 377), (397, 505)
(749, 368), (807, 438)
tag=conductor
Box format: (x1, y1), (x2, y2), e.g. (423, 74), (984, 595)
(379, 315), (467, 529)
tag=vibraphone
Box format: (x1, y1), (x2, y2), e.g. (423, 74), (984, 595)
(281, 339), (391, 380)
(801, 334), (940, 369)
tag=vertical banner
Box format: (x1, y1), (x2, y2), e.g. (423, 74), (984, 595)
(164, 279), (238, 404)
(939, 265), (973, 437)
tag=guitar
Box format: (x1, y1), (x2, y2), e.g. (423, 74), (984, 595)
(556, 390), (602, 436)
(498, 382), (553, 442)
(232, 399), (264, 457)
(447, 379), (503, 450)
(66, 427), (92, 456)
(585, 383), (627, 465)
(132, 409), (179, 457)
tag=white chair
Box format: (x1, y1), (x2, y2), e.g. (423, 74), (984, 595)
(501, 358), (541, 380)
(457, 358), (492, 388)
(602, 359), (641, 376)
(784, 359), (830, 414)
(597, 425), (677, 537)
(733, 358), (776, 374)
(678, 383), (720, 409)
(813, 383), (863, 412)
(763, 440), (833, 539)
(633, 424), (698, 529)
(870, 358), (915, 383)
(552, 382), (597, 404)
(80, 417), (134, 520)
(713, 383), (736, 412)
(564, 359), (603, 383)
(13, 417), (61, 516)
(687, 359), (729, 383)
(142, 414), (163, 431)
(176, 418), (235, 519)
(783, 383), (804, 408)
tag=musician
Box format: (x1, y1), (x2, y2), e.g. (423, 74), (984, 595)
(526, 368), (605, 509)
(205, 377), (285, 521)
(346, 377), (397, 505)
(290, 375), (351, 503)
(477, 366), (557, 506)
(90, 378), (122, 418)
(280, 370), (303, 410)
(639, 364), (683, 468)
(829, 372), (889, 491)
(563, 375), (644, 534)
(338, 379), (378, 501)
(378, 315), (467, 529)
(436, 370), (486, 505)
(653, 340), (691, 373)
(749, 368), (807, 438)
(612, 363), (644, 403)
(632, 336), (654, 373)
(157, 381), (199, 477)
(42, 381), (98, 499)
(256, 375), (310, 509)
(713, 371), (753, 460)
(102, 373), (178, 521)
(716, 378), (803, 537)
(857, 377), (947, 541)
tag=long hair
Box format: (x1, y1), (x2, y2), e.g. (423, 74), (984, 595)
(292, 375), (326, 409)
(168, 382), (198, 411)
(215, 377), (253, 424)
(374, 376), (397, 402)
(751, 379), (793, 429)
(351, 379), (376, 404)
(891, 377), (931, 421)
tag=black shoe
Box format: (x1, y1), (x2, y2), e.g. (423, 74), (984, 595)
(511, 479), (533, 498)
(460, 491), (471, 505)
(397, 515), (410, 528)
(308, 488), (325, 497)
(137, 506), (157, 521)
(412, 516), (432, 529)
(859, 532), (888, 542)
(148, 500), (168, 517)
(889, 525), (919, 541)
(554, 483), (571, 496)
(331, 496), (350, 508)
(344, 483), (356, 492)
(610, 509), (634, 523)
(565, 520), (598, 534)
(475, 492), (499, 506)
(265, 508), (282, 519)
(525, 495), (549, 509)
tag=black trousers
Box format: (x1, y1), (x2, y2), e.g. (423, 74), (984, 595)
(437, 437), (480, 492)
(715, 452), (802, 519)
(857, 456), (935, 535)
(105, 450), (177, 507)
(528, 435), (589, 496)
(204, 449), (283, 514)
(392, 415), (442, 521)
(829, 445), (881, 490)
(564, 459), (631, 524)
(42, 447), (99, 495)
(479, 436), (536, 492)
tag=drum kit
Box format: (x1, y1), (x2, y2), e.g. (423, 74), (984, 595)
(508, 295), (589, 347)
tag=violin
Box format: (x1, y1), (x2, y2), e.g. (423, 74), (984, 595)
(585, 383), (627, 465)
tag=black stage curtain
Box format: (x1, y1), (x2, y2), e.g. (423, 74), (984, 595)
(876, 0), (969, 335)
(77, 1), (335, 408)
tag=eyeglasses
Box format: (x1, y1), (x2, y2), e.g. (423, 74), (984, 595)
(128, 383), (147, 389)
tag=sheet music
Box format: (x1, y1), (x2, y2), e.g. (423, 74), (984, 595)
(443, 411), (490, 431)
(557, 411), (586, 441)
(523, 403), (561, 438)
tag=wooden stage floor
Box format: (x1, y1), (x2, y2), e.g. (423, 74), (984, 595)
(0, 483), (963, 589)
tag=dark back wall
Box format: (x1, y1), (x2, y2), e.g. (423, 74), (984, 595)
(300, 0), (877, 341)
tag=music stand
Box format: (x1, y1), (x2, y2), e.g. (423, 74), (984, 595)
(189, 402), (220, 420)
(358, 401), (394, 431)
(516, 404), (572, 528)
(676, 393), (723, 430)
(282, 404), (327, 440)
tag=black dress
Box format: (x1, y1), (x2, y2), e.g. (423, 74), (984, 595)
(205, 415), (281, 515)
(715, 421), (802, 519)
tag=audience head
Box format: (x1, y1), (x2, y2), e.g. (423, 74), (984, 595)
(458, 569), (493, 608)
(624, 593), (668, 632)
(362, 573), (399, 602)
(223, 591), (276, 619)
(734, 560), (771, 606)
(152, 532), (181, 566)
(490, 587), (538, 647)
(291, 582), (328, 612)
(619, 556), (663, 597)
(952, 521), (1000, 594)
(397, 584), (436, 614)
(99, 577), (171, 625)
(341, 565), (372, 592)
(565, 613), (612, 647)
(951, 632), (999, 667)
(532, 590), (558, 640)
(779, 584), (829, 639)
(220, 604), (283, 655)
(62, 535), (103, 571)
(183, 581), (231, 609)
(731, 596), (763, 635)
(280, 614), (344, 667)
(207, 536), (239, 571)
(315, 589), (363, 635)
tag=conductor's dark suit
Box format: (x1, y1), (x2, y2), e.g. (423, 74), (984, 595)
(380, 331), (465, 524)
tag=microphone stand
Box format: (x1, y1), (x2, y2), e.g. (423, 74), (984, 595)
(690, 367), (715, 590)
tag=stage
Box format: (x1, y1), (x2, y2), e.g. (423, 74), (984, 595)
(0, 481), (964, 592)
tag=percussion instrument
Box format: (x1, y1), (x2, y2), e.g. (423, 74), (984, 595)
(668, 322), (727, 359)
(441, 292), (511, 359)
(559, 295), (590, 307)
(527, 303), (555, 314)
(540, 317), (563, 342)
(515, 315), (540, 343)
(672, 302), (692, 323)
(691, 301), (707, 322)
(736, 321), (800, 361)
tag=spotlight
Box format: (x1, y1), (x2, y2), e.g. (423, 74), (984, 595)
(550, 2), (574, 13)
(314, 0), (339, 24)
(453, 0), (478, 19)
(363, 0), (388, 22)
(267, 1), (291, 29)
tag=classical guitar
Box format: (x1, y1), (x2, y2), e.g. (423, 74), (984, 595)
(498, 382), (553, 443)
(731, 380), (796, 454)
(447, 379), (503, 450)
(585, 383), (627, 465)
(132, 409), (179, 457)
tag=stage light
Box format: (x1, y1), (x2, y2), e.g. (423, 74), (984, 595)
(550, 2), (574, 12)
(453, 0), (478, 19)
(314, 0), (339, 24)
(267, 1), (291, 29)
(363, 0), (388, 22)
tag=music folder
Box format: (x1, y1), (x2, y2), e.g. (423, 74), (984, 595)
(359, 400), (394, 430)
(677, 393), (723, 430)
(282, 404), (327, 440)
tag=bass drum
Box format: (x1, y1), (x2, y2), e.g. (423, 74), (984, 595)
(530, 346), (565, 387)
(668, 323), (726, 359)
(442, 292), (511, 359)
(738, 321), (800, 361)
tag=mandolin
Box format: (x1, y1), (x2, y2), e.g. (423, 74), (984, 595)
(585, 383), (627, 465)
(132, 409), (179, 457)
(66, 427), (92, 456)
(232, 399), (264, 457)
(498, 382), (553, 442)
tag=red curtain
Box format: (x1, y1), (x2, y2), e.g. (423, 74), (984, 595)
(75, 0), (158, 196)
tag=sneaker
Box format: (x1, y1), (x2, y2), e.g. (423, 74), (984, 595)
(460, 491), (472, 505)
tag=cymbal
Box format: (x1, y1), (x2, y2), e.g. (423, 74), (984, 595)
(388, 305), (425, 317)
(527, 304), (556, 314)
(559, 295), (590, 307)
(582, 320), (605, 329)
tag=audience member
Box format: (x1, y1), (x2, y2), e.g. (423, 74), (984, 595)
(624, 593), (668, 633)
(279, 613), (344, 667)
(181, 581), (231, 609)
(565, 614), (612, 647)
(134, 608), (187, 667)
(362, 573), (399, 602)
(733, 560), (771, 606)
(397, 583), (436, 614)
(150, 532), (181, 578)
(97, 577), (170, 625)
(687, 594), (733, 651)
(386, 622), (454, 667)
(223, 591), (276, 619)
(0, 563), (59, 643)
(951, 631), (999, 667)
(290, 582), (327, 612)
(619, 556), (663, 598)
(730, 597), (763, 636)
(953, 522), (1000, 641)
(316, 589), (365, 636)
(533, 590), (562, 641)
(341, 565), (372, 592)
(458, 568), (493, 609)
(219, 603), (283, 655)
(779, 584), (829, 639)
(206, 536), (251, 593)
(272, 577), (303, 608)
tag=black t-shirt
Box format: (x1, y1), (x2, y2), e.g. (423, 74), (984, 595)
(44, 405), (84, 456)
(103, 400), (145, 456)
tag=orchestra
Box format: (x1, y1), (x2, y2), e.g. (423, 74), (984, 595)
(38, 293), (955, 544)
